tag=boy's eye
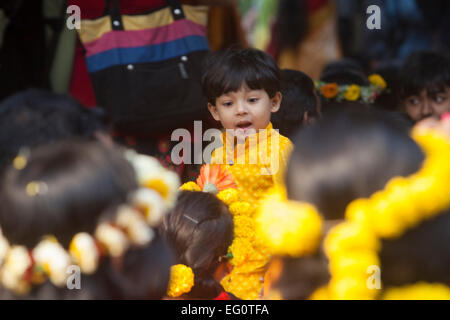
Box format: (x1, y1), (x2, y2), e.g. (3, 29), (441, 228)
(407, 98), (420, 106)
(248, 98), (259, 103)
(434, 95), (446, 103)
(222, 101), (233, 107)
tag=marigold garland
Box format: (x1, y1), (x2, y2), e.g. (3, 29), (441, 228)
(0, 151), (179, 295)
(174, 164), (258, 297)
(321, 128), (450, 300)
(382, 283), (450, 300)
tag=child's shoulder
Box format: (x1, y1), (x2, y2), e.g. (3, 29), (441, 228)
(271, 128), (293, 153)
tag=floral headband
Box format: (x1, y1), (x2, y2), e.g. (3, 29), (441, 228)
(313, 127), (450, 300)
(167, 164), (253, 298)
(0, 149), (180, 295)
(315, 74), (387, 104)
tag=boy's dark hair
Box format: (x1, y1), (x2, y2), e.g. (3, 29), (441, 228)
(0, 89), (108, 175)
(271, 69), (317, 138)
(286, 109), (424, 220)
(399, 51), (450, 100)
(160, 190), (234, 299)
(201, 48), (281, 106)
(0, 139), (174, 299)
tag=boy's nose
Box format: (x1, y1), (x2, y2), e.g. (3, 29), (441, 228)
(235, 101), (248, 115)
(421, 100), (433, 118)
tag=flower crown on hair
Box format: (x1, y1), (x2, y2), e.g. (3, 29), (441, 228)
(167, 164), (254, 298)
(315, 74), (387, 104)
(0, 150), (179, 295)
(312, 127), (450, 300)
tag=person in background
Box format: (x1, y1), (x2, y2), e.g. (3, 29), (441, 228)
(267, 0), (342, 80)
(160, 191), (234, 299)
(0, 139), (175, 299)
(0, 89), (110, 177)
(398, 51), (450, 123)
(271, 69), (320, 139)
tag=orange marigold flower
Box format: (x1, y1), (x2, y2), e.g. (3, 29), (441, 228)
(321, 83), (339, 99)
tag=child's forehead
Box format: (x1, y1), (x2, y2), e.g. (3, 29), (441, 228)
(220, 84), (264, 97)
(406, 86), (450, 97)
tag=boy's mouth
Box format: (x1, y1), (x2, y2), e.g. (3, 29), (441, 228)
(235, 121), (253, 131)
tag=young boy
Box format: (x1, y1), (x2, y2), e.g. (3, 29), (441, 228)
(399, 51), (450, 122)
(202, 48), (293, 208)
(201, 48), (293, 299)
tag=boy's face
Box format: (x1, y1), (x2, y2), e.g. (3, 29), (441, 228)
(208, 85), (282, 142)
(403, 87), (450, 122)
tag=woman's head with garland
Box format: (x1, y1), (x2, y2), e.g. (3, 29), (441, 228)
(0, 139), (176, 299)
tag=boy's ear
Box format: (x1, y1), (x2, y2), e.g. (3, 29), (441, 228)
(208, 103), (221, 121)
(270, 92), (282, 113)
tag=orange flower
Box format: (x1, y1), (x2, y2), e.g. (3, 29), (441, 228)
(321, 83), (339, 99)
(196, 164), (237, 193)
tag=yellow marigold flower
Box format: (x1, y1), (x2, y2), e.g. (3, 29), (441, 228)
(370, 208), (405, 238)
(217, 188), (240, 206)
(328, 276), (377, 300)
(233, 215), (255, 240)
(220, 272), (263, 300)
(344, 84), (361, 101)
(179, 181), (201, 192)
(345, 198), (371, 224)
(328, 251), (379, 278)
(383, 283), (450, 300)
(324, 222), (380, 258)
(256, 188), (322, 257)
(229, 201), (253, 216)
(228, 237), (253, 267)
(369, 74), (387, 89)
(167, 264), (194, 298)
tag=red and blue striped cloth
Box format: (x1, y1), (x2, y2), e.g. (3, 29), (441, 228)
(77, 5), (210, 73)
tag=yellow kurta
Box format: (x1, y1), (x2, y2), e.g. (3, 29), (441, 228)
(210, 123), (293, 299)
(211, 123), (293, 208)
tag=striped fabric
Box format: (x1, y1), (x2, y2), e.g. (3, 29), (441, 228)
(78, 5), (209, 73)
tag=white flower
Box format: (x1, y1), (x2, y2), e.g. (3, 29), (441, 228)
(0, 246), (32, 292)
(124, 149), (180, 207)
(132, 189), (166, 226)
(95, 223), (129, 257)
(33, 238), (71, 286)
(124, 149), (163, 185)
(116, 205), (154, 246)
(69, 233), (99, 274)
